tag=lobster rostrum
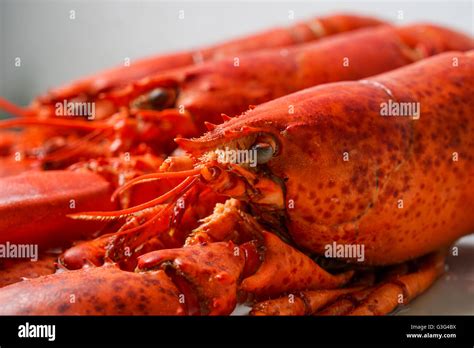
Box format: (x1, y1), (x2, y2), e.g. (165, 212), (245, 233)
(1, 50), (472, 315)
(1, 23), (472, 170)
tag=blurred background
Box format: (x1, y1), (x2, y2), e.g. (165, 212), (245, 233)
(0, 0), (472, 116)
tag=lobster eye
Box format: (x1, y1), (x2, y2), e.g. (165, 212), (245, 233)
(131, 87), (177, 110)
(201, 166), (222, 182)
(252, 142), (275, 164)
(251, 134), (278, 165)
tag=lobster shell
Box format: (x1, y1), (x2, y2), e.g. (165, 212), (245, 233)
(0, 171), (116, 248)
(178, 50), (474, 265)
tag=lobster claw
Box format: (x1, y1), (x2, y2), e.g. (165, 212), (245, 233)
(0, 264), (186, 315)
(137, 241), (246, 315)
(0, 254), (58, 288)
(0, 170), (117, 248)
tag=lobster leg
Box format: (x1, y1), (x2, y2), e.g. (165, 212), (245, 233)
(315, 251), (445, 316)
(248, 270), (377, 315)
(250, 288), (362, 316)
(316, 288), (374, 315)
(347, 251), (445, 315)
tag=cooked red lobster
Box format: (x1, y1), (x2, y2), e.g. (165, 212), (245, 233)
(0, 14), (383, 176)
(1, 23), (472, 173)
(1, 22), (472, 257)
(0, 50), (472, 315)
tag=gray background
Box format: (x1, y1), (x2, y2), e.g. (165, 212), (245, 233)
(0, 0), (472, 114)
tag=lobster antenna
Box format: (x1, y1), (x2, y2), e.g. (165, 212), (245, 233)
(0, 117), (112, 131)
(69, 176), (198, 220)
(111, 168), (202, 201)
(108, 203), (174, 251)
(0, 97), (34, 118)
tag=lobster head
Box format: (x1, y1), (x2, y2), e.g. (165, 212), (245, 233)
(176, 123), (285, 210)
(174, 80), (411, 259)
(172, 88), (338, 244)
